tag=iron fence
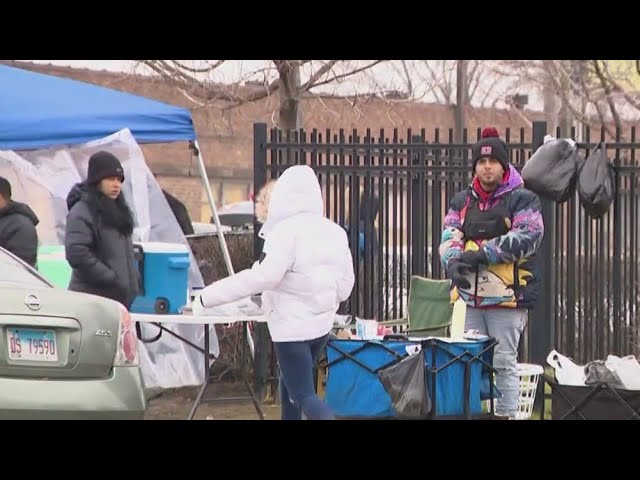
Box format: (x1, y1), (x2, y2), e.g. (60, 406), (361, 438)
(251, 121), (640, 395)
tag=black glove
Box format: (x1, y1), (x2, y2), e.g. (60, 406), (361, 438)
(446, 259), (472, 290)
(458, 249), (488, 269)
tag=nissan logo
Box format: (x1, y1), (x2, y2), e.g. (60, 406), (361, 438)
(25, 294), (41, 311)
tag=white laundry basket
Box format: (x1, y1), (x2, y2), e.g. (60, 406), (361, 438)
(515, 363), (544, 420)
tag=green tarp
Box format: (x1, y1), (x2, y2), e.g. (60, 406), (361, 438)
(37, 245), (72, 288)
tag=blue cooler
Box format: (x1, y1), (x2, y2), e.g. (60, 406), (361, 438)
(130, 242), (190, 314)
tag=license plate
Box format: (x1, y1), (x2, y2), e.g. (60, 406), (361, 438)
(7, 328), (58, 362)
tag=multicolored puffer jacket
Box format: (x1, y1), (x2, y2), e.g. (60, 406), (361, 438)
(438, 165), (544, 309)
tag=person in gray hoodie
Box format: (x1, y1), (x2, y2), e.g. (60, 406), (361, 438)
(0, 176), (39, 267)
(64, 151), (139, 309)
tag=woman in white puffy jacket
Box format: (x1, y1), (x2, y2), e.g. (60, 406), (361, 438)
(194, 165), (355, 420)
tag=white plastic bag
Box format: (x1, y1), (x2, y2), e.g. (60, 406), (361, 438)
(605, 355), (640, 390)
(546, 350), (586, 386)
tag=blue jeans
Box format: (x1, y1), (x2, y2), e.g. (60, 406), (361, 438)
(465, 307), (527, 418)
(274, 334), (335, 420)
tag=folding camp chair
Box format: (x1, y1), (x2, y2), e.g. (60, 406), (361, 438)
(380, 276), (453, 337)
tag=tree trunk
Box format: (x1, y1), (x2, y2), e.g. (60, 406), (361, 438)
(454, 60), (467, 144)
(278, 62), (302, 131)
(558, 60), (573, 138)
(543, 74), (558, 133)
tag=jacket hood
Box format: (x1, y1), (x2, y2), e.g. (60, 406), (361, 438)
(0, 201), (40, 226)
(258, 165), (323, 238)
(66, 182), (88, 210)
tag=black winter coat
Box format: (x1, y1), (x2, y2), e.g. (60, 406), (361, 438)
(0, 201), (39, 267)
(64, 183), (139, 308)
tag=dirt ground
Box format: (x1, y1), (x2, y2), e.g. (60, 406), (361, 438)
(144, 383), (282, 420)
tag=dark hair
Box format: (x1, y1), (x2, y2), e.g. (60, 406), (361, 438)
(0, 176), (11, 200)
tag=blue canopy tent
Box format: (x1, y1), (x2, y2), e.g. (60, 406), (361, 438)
(0, 63), (234, 277)
(0, 63), (262, 403)
(0, 63), (195, 150)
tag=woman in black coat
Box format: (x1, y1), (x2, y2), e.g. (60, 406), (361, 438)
(64, 151), (139, 309)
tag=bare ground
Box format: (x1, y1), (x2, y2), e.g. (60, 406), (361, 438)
(144, 383), (282, 420)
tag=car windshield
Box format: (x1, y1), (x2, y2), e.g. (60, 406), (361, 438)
(0, 249), (52, 289)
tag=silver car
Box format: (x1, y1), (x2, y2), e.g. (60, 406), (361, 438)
(0, 247), (146, 419)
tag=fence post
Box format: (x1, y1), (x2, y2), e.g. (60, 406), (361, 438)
(528, 121), (554, 365)
(411, 135), (425, 277)
(252, 122), (269, 401)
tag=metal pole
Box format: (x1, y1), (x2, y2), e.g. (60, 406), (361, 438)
(194, 140), (234, 276)
(193, 139), (255, 358)
(529, 121), (553, 365)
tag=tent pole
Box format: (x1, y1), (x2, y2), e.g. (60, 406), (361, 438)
(193, 140), (255, 358)
(194, 140), (234, 277)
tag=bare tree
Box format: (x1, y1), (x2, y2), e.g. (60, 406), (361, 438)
(136, 60), (517, 132)
(455, 61), (467, 143)
(417, 60), (502, 107)
(137, 60), (640, 139)
(136, 60), (387, 131)
(491, 60), (640, 139)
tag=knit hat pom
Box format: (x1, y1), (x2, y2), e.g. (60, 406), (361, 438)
(481, 127), (499, 138)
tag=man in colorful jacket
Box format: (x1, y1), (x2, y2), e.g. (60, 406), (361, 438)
(439, 127), (544, 419)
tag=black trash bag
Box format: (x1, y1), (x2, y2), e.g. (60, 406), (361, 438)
(577, 142), (615, 219)
(378, 351), (431, 419)
(521, 138), (580, 203)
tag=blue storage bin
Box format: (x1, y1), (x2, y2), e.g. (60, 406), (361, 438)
(130, 242), (190, 315)
(325, 339), (414, 418)
(324, 337), (498, 418)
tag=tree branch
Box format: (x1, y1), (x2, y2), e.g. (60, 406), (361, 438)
(467, 60), (481, 101)
(441, 61), (454, 104)
(480, 78), (502, 108)
(400, 60), (413, 96)
(301, 60), (340, 91)
(543, 61), (589, 123)
(423, 61), (443, 101)
(593, 60), (622, 133)
(598, 61), (640, 112)
(172, 60), (225, 74)
(303, 60), (386, 91)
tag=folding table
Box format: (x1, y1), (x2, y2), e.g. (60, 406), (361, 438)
(132, 312), (267, 420)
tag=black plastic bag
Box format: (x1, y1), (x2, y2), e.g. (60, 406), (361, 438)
(521, 138), (580, 203)
(577, 142), (615, 219)
(378, 351), (431, 419)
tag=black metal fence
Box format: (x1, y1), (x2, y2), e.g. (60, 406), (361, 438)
(252, 121), (640, 379)
(553, 125), (640, 364)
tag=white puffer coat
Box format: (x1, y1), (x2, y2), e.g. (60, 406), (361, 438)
(200, 165), (355, 342)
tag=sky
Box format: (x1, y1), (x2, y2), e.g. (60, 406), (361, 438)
(26, 60), (135, 72)
(25, 60), (544, 110)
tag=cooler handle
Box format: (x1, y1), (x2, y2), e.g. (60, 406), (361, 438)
(133, 244), (145, 296)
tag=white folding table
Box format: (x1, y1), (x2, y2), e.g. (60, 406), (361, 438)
(132, 311), (267, 420)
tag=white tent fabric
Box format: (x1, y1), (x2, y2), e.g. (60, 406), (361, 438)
(0, 128), (219, 389)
